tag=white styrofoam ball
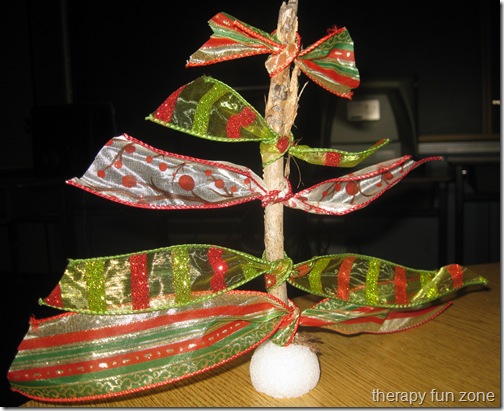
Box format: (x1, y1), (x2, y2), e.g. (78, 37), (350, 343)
(249, 340), (320, 398)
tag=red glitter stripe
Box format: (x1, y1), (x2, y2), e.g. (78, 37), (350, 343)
(324, 151), (341, 166)
(18, 302), (275, 351)
(130, 253), (150, 311)
(394, 266), (408, 304)
(336, 256), (355, 300)
(208, 247), (228, 292)
(447, 264), (464, 289)
(226, 106), (257, 138)
(154, 84), (186, 123)
(10, 320), (249, 382)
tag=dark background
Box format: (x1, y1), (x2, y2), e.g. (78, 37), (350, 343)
(1, 0), (500, 406)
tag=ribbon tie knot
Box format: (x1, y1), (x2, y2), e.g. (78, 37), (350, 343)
(264, 256), (294, 290)
(270, 299), (301, 346)
(261, 179), (294, 208)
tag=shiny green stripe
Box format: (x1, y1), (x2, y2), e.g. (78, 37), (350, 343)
(308, 258), (330, 295)
(214, 28), (271, 48)
(365, 259), (381, 305)
(171, 247), (192, 305)
(302, 44), (354, 60)
(419, 271), (439, 300)
(311, 58), (359, 75)
(192, 84), (229, 136)
(84, 260), (106, 312)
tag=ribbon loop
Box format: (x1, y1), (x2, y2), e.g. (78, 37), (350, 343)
(68, 134), (442, 216)
(260, 179), (294, 208)
(299, 298), (454, 335)
(289, 254), (488, 308)
(13, 243), (488, 402)
(42, 241), (488, 316)
(42, 244), (274, 314)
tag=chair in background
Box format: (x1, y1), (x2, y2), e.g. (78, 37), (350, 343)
(307, 75), (451, 268)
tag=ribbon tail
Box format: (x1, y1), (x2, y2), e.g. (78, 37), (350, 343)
(288, 254), (488, 308)
(295, 27), (360, 98)
(68, 133), (268, 211)
(42, 244), (273, 314)
(146, 76), (277, 144)
(186, 12), (280, 68)
(288, 138), (390, 167)
(9, 291), (290, 402)
(284, 155), (442, 215)
(299, 298), (452, 334)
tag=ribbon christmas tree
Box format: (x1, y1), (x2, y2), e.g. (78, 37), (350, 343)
(8, 1), (488, 403)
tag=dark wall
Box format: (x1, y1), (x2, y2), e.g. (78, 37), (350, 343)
(1, 1), (500, 406)
(67, 0), (498, 139)
(3, 0), (499, 171)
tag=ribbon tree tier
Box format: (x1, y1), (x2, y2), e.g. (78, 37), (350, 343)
(8, 0), (488, 403)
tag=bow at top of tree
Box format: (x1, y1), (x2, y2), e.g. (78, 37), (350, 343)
(186, 11), (360, 99)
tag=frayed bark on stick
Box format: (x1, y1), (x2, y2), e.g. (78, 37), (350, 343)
(263, 0), (299, 304)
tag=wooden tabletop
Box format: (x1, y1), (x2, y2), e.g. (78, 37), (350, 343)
(22, 262), (500, 408)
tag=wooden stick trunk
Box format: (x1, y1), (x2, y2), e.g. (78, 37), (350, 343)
(263, 0), (299, 304)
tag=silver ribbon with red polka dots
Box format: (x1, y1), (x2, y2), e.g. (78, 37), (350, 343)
(68, 133), (440, 216)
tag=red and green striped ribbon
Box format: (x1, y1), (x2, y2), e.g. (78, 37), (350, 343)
(146, 76), (386, 167)
(187, 12), (280, 67)
(11, 247), (488, 402)
(6, 293), (455, 402)
(289, 254), (488, 308)
(42, 244), (488, 315)
(186, 12), (360, 98)
(10, 273), (485, 403)
(299, 298), (453, 335)
(295, 27), (360, 98)
(42, 244), (273, 314)
(9, 291), (291, 402)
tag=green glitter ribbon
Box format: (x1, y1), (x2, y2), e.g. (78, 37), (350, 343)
(42, 244), (488, 314)
(84, 260), (107, 313)
(12, 245), (489, 403)
(146, 76), (389, 167)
